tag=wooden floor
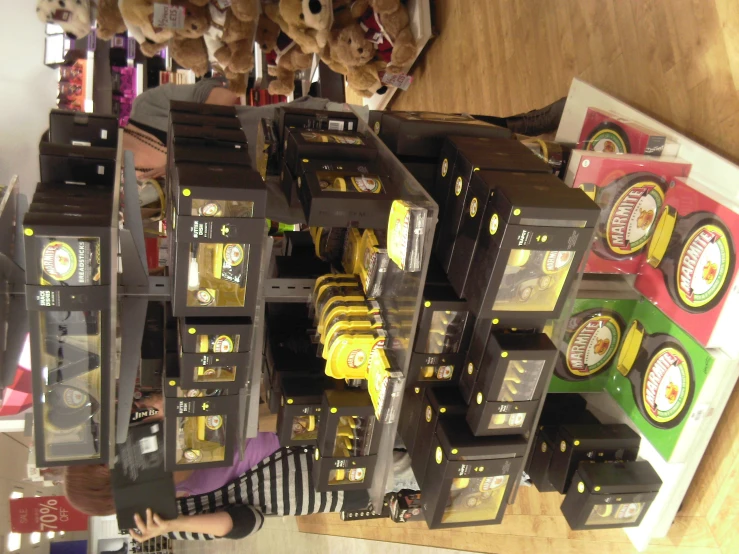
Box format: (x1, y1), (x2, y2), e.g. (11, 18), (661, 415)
(301, 1), (739, 552)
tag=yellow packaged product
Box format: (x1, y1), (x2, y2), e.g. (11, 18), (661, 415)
(342, 227), (363, 275)
(317, 294), (367, 335)
(367, 349), (404, 423)
(325, 330), (387, 380)
(387, 200), (427, 272)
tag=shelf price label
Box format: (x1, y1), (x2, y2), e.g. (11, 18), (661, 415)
(10, 496), (88, 533)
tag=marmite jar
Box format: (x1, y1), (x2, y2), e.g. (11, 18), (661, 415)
(197, 334), (238, 353)
(45, 384), (100, 431)
(616, 320), (695, 429)
(647, 207), (734, 313)
(580, 172), (667, 261)
(332, 176), (384, 194)
(555, 308), (626, 381)
(177, 415), (227, 464)
(520, 138), (571, 179)
(496, 250), (574, 308)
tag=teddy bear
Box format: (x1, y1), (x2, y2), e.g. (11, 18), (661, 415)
(202, 1), (257, 75)
(326, 22), (388, 98)
(96, 0), (127, 40)
(170, 35), (210, 76)
(255, 13), (313, 96)
(277, 0), (327, 54)
(119, 0), (175, 44)
(351, 0), (416, 73)
(36, 0), (92, 40)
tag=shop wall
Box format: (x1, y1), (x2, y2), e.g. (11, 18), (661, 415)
(0, 0), (58, 195)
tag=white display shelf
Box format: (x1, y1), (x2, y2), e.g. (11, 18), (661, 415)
(556, 78), (739, 552)
(351, 0), (433, 110)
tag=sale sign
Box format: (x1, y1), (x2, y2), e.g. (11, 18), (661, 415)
(10, 496), (88, 533)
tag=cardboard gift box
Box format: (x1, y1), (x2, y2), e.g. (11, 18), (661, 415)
(169, 100), (238, 118)
(164, 394), (239, 470)
(169, 111), (244, 131)
(39, 143), (117, 187)
(169, 124), (250, 167)
(276, 374), (334, 447)
(550, 298), (636, 387)
(434, 136), (551, 268)
(634, 179), (739, 350)
(607, 299), (734, 462)
(465, 331), (557, 436)
(561, 461), (661, 530)
(564, 151), (692, 274)
(376, 111), (511, 160)
(577, 108), (678, 157)
(297, 160), (400, 229)
(277, 107), (359, 144)
(313, 389), (380, 491)
(448, 171), (569, 298)
(178, 316), (253, 356)
(398, 386), (425, 455)
(421, 416), (527, 529)
(49, 109), (119, 148)
(547, 423), (640, 494)
(410, 388), (467, 489)
(463, 180), (600, 321)
(284, 128), (377, 177)
(409, 285), (472, 386)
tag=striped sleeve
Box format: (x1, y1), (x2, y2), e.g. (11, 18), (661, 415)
(221, 505), (265, 539)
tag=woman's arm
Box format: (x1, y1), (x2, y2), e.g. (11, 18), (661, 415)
(130, 505), (264, 542)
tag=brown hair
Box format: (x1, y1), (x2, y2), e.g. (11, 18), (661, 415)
(63, 464), (116, 516)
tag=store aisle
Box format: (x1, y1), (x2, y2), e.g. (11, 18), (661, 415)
(392, 0), (739, 163)
(174, 515), (469, 554)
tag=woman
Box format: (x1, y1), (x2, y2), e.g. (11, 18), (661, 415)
(64, 430), (369, 541)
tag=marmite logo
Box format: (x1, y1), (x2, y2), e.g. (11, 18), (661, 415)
(352, 175), (382, 193)
(543, 251), (573, 274)
(346, 348), (367, 369)
(205, 415), (223, 430)
(212, 335), (233, 353)
(224, 244), (244, 266)
(63, 387), (87, 409)
(566, 316), (621, 376)
(606, 184), (664, 255)
(479, 476), (506, 492)
(42, 241), (77, 281)
(676, 224), (730, 309)
(642, 347), (691, 425)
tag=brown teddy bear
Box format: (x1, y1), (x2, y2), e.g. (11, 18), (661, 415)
(326, 24), (387, 98)
(170, 36), (210, 76)
(278, 0), (327, 54)
(255, 13), (313, 96)
(96, 0), (127, 41)
(119, 0), (176, 44)
(203, 1), (257, 75)
(352, 0), (416, 73)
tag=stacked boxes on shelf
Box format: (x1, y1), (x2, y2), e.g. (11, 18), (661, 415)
(25, 110), (119, 466)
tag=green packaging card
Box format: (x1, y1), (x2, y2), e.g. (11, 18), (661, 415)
(606, 300), (715, 462)
(549, 298), (637, 393)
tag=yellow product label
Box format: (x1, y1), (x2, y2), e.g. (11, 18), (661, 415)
(387, 200), (411, 270)
(325, 332), (385, 379)
(676, 223), (731, 309)
(322, 318), (373, 357)
(318, 295), (366, 335)
(342, 228), (363, 275)
(313, 274), (356, 298)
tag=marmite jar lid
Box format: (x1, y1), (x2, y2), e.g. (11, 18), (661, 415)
(616, 320), (645, 376)
(579, 183), (597, 201)
(508, 249), (531, 268)
(647, 206), (677, 268)
(326, 332), (383, 380)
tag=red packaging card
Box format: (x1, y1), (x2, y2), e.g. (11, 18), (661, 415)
(635, 178), (739, 349)
(578, 108), (675, 157)
(565, 151), (692, 274)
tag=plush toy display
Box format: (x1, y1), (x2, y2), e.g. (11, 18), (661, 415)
(327, 23), (387, 98)
(278, 0), (329, 54)
(37, 0), (92, 39)
(171, 35), (210, 76)
(119, 0), (176, 44)
(354, 0), (416, 72)
(203, 0), (258, 76)
(96, 0), (127, 40)
(255, 13), (312, 96)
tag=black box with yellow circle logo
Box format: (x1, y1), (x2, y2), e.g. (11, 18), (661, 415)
(464, 180), (600, 322)
(163, 393), (239, 471)
(561, 461), (661, 530)
(176, 350), (249, 394)
(296, 160), (400, 230)
(398, 386), (425, 455)
(465, 331), (557, 436)
(277, 375), (335, 447)
(178, 317), (253, 354)
(313, 389), (380, 491)
(547, 423), (640, 494)
(277, 107), (360, 146)
(284, 128), (377, 177)
(421, 416), (527, 529)
(409, 286), (472, 387)
(410, 388), (467, 490)
(435, 137), (552, 272)
(163, 352), (232, 399)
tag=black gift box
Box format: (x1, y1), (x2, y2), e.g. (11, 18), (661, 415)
(177, 350), (249, 393)
(278, 107), (359, 144)
(389, 490), (424, 523)
(169, 100), (238, 118)
(39, 143), (117, 187)
(410, 388), (467, 489)
(313, 389), (380, 491)
(49, 110), (118, 148)
(178, 317), (253, 353)
(169, 125), (250, 167)
(377, 112), (511, 159)
(397, 386), (425, 454)
(297, 160), (400, 229)
(464, 180), (599, 320)
(421, 416), (527, 529)
(448, 172), (568, 298)
(409, 286), (472, 386)
(169, 111), (244, 131)
(433, 135), (549, 227)
(284, 128), (377, 177)
(561, 461), (661, 530)
(164, 394), (239, 470)
(548, 423), (641, 493)
(527, 426), (558, 492)
(111, 422), (178, 532)
(276, 374), (334, 447)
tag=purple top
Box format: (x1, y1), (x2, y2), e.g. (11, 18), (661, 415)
(175, 432), (281, 496)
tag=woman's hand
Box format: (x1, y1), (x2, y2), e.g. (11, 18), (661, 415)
(129, 509), (172, 543)
(138, 166), (167, 180)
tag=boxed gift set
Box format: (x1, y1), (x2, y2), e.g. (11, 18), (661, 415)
(577, 108), (678, 156)
(49, 109), (119, 148)
(284, 128), (377, 177)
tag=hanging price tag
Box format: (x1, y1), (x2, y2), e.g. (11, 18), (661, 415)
(381, 72), (413, 91)
(152, 3), (186, 29)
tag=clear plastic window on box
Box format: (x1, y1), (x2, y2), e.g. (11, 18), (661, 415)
(498, 360), (546, 402)
(291, 414), (320, 441)
(585, 502), (645, 525)
(315, 171), (385, 194)
(442, 476), (509, 524)
(186, 243), (249, 308)
(488, 412), (527, 430)
(191, 199), (255, 218)
(424, 311), (468, 354)
(193, 365), (237, 383)
(332, 415), (374, 457)
(176, 415), (227, 464)
(195, 334), (241, 353)
(494, 250), (575, 312)
(40, 310), (102, 461)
